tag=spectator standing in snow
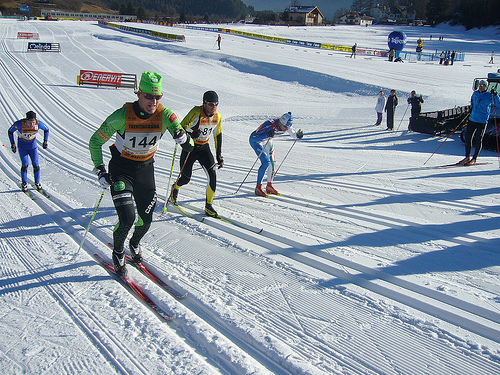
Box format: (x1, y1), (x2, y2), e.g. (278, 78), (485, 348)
(88, 71), (194, 276)
(490, 51), (495, 64)
(439, 51), (446, 64)
(374, 90), (385, 126)
(388, 48), (395, 62)
(171, 90), (223, 218)
(8, 111), (49, 192)
(384, 89), (398, 131)
(459, 80), (500, 165)
(217, 34), (221, 50)
(351, 43), (357, 58)
(407, 90), (424, 129)
(249, 112), (303, 197)
(450, 51), (456, 65)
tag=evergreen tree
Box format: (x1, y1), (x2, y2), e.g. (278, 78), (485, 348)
(426, 0), (449, 26)
(457, 0), (500, 28)
(137, 7), (146, 20)
(126, 2), (135, 16)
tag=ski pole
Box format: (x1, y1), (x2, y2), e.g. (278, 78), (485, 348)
(423, 113), (470, 165)
(78, 189), (106, 252)
(495, 116), (499, 169)
(163, 151), (191, 212)
(273, 139), (297, 178)
(396, 103), (410, 131)
(234, 138), (270, 194)
(490, 88), (500, 169)
(162, 144), (178, 212)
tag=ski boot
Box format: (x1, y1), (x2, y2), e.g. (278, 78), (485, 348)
(112, 251), (127, 277)
(458, 157), (470, 165)
(171, 184), (179, 205)
(130, 243), (143, 263)
(35, 182), (43, 191)
(265, 183), (279, 195)
(255, 184), (267, 197)
(204, 202), (218, 218)
(21, 182), (28, 192)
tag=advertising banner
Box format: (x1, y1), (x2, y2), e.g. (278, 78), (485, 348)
(79, 70), (123, 85)
(18, 32), (39, 39)
(27, 42), (53, 51)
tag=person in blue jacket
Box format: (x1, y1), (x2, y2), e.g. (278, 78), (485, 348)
(459, 80), (500, 165)
(249, 112), (303, 196)
(8, 111), (49, 192)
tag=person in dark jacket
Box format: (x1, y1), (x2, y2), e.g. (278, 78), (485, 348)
(407, 90), (424, 130)
(350, 43), (357, 58)
(384, 89), (398, 130)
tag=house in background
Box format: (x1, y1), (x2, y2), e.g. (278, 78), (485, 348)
(338, 11), (374, 26)
(369, 5), (416, 24)
(285, 6), (324, 26)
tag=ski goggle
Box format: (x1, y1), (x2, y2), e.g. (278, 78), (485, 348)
(143, 93), (163, 100)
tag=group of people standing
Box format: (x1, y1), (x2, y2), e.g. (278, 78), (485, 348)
(439, 50), (456, 65)
(374, 79), (500, 167)
(374, 89), (409, 130)
(375, 89), (424, 131)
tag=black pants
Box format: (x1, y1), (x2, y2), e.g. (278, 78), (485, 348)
(386, 111), (395, 129)
(178, 145), (216, 198)
(464, 120), (487, 159)
(109, 159), (156, 253)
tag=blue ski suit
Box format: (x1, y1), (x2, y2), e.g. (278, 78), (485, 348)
(249, 118), (299, 185)
(8, 118), (49, 184)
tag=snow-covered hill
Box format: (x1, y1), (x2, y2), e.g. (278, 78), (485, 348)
(1, 19), (499, 374)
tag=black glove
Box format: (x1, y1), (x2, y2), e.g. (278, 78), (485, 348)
(93, 165), (112, 188)
(190, 128), (201, 139)
(173, 129), (194, 153)
(42, 140), (48, 149)
(11, 143), (16, 153)
(267, 129), (276, 138)
(216, 154), (224, 169)
(492, 88), (498, 96)
(296, 129), (304, 139)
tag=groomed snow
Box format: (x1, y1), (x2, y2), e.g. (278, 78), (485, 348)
(0, 19), (499, 374)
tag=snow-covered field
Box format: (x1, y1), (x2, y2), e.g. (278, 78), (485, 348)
(0, 19), (499, 374)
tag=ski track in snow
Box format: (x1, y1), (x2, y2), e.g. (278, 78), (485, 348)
(0, 19), (500, 374)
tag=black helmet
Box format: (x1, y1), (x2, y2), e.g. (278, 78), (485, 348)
(26, 111), (36, 120)
(203, 90), (218, 103)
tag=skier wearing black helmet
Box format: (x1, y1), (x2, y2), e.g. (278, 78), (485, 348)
(171, 90), (223, 217)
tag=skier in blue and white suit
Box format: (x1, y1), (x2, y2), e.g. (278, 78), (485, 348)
(8, 111), (49, 192)
(249, 112), (303, 197)
(459, 80), (500, 165)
